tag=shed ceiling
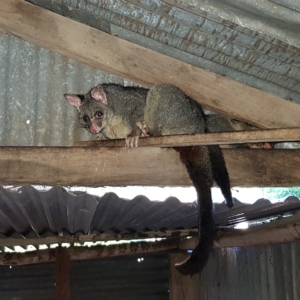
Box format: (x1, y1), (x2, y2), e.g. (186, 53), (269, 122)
(28, 0), (300, 104)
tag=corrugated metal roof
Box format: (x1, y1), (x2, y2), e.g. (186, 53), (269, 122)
(170, 0), (300, 48)
(29, 0), (300, 104)
(0, 186), (299, 246)
(0, 31), (137, 147)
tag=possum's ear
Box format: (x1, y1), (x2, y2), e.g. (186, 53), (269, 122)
(64, 94), (82, 109)
(91, 85), (107, 104)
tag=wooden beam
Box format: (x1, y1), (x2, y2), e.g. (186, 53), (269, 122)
(1, 1), (300, 128)
(55, 248), (70, 300)
(180, 214), (300, 250)
(0, 240), (178, 266)
(0, 230), (196, 247)
(0, 147), (300, 187)
(75, 128), (300, 148)
(168, 253), (200, 299)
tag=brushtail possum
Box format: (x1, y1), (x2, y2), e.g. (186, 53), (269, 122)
(64, 83), (233, 275)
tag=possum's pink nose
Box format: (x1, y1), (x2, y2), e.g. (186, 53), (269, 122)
(90, 125), (99, 133)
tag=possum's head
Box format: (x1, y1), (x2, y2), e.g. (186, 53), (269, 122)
(64, 85), (112, 134)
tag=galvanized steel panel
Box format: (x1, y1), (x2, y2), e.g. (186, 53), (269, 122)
(0, 253), (169, 300)
(200, 242), (300, 300)
(0, 32), (131, 147)
(70, 253), (169, 299)
(0, 263), (55, 300)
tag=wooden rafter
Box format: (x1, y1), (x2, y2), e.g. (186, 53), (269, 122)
(75, 128), (300, 148)
(1, 0), (300, 128)
(0, 239), (178, 266)
(0, 230), (196, 248)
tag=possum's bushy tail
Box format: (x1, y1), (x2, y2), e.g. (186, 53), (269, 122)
(208, 145), (233, 208)
(175, 145), (232, 275)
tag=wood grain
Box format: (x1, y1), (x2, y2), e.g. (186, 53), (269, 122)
(55, 248), (70, 300)
(0, 147), (300, 187)
(75, 128), (300, 148)
(1, 1), (300, 128)
(168, 253), (200, 299)
(0, 240), (178, 266)
(0, 230), (196, 248)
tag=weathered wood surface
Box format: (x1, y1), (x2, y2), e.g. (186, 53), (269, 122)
(75, 128), (300, 148)
(0, 230), (196, 247)
(180, 214), (300, 250)
(1, 1), (300, 128)
(168, 253), (200, 300)
(0, 240), (178, 266)
(0, 147), (300, 187)
(55, 248), (70, 300)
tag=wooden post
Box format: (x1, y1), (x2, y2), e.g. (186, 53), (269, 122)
(55, 247), (70, 300)
(169, 253), (200, 300)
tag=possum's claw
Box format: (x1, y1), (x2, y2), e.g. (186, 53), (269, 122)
(249, 142), (273, 149)
(95, 134), (109, 140)
(136, 121), (149, 137)
(125, 135), (139, 149)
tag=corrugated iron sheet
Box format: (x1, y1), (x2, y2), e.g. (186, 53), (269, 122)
(0, 31), (136, 147)
(28, 0), (300, 104)
(0, 263), (55, 300)
(169, 0), (300, 48)
(0, 186), (299, 246)
(200, 242), (300, 300)
(0, 253), (169, 300)
(70, 253), (169, 299)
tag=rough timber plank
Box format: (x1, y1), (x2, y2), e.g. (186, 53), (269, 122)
(75, 128), (300, 148)
(1, 1), (300, 128)
(0, 240), (178, 266)
(0, 230), (195, 247)
(55, 248), (70, 300)
(0, 147), (300, 187)
(169, 253), (200, 300)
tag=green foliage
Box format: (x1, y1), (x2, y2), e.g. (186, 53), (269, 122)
(263, 187), (300, 199)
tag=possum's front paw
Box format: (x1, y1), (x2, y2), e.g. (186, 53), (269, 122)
(136, 121), (149, 137)
(95, 135), (109, 140)
(249, 142), (273, 149)
(125, 135), (140, 149)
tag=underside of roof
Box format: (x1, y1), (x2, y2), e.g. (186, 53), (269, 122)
(0, 186), (299, 249)
(28, 0), (300, 103)
(0, 0), (299, 253)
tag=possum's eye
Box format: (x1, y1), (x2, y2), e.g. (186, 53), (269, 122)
(95, 111), (103, 118)
(82, 115), (90, 123)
